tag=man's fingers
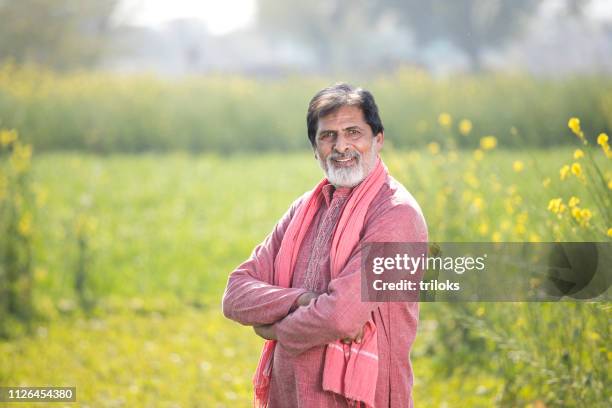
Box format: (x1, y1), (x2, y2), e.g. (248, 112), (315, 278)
(296, 291), (318, 307)
(354, 326), (366, 343)
(254, 325), (270, 339)
(339, 324), (367, 344)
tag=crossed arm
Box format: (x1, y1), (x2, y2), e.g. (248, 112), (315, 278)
(221, 199), (427, 356)
(252, 284), (368, 343)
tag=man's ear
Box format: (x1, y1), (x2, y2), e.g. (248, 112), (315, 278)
(375, 131), (384, 151)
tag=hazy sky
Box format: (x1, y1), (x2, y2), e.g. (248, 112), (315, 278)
(115, 0), (256, 35)
(115, 0), (612, 36)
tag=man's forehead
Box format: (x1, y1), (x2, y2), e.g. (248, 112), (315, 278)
(317, 105), (366, 129)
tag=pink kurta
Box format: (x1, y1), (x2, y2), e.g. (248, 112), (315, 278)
(223, 174), (428, 407)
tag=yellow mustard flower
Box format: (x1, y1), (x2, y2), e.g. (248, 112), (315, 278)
(480, 136), (497, 150)
(500, 220), (511, 232)
(568, 196), (580, 208)
(513, 195), (523, 206)
(458, 119), (472, 135)
(571, 162), (582, 177)
(547, 198), (559, 212)
(597, 133), (611, 157)
(559, 164), (570, 180)
(35, 187), (48, 208)
(573, 149), (584, 159)
(10, 143), (32, 173)
(529, 233), (541, 242)
(547, 198), (566, 214)
(586, 331), (600, 341)
(0, 129), (18, 146)
(492, 232), (502, 242)
(74, 214), (98, 236)
(438, 113), (452, 128)
(18, 211), (32, 236)
(473, 149), (484, 161)
(479, 223), (489, 236)
(512, 160), (524, 173)
(607, 227), (612, 237)
(427, 142), (440, 155)
(542, 177), (551, 188)
(572, 207), (592, 226)
(464, 173), (479, 189)
(580, 208), (592, 222)
(35, 267), (48, 281)
(568, 117), (584, 140)
(568, 117), (580, 132)
(462, 190), (474, 203)
(571, 207), (593, 227)
(504, 198), (514, 215)
(514, 224), (526, 235)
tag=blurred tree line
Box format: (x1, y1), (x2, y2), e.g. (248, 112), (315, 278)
(0, 0), (118, 70)
(257, 0), (593, 72)
(0, 0), (596, 73)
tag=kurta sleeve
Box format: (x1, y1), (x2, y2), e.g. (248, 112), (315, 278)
(274, 202), (428, 356)
(222, 194), (310, 326)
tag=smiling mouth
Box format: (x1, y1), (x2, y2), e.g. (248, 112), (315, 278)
(331, 156), (357, 167)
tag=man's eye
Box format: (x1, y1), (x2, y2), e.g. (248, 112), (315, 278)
(348, 129), (360, 136)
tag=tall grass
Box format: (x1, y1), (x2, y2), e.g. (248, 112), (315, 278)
(0, 64), (611, 153)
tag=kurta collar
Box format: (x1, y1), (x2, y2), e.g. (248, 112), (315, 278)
(321, 183), (352, 207)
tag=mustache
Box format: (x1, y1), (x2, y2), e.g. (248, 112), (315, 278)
(328, 150), (360, 161)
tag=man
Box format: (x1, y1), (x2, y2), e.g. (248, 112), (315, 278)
(222, 83), (428, 407)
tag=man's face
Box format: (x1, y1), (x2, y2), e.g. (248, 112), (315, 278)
(314, 105), (384, 187)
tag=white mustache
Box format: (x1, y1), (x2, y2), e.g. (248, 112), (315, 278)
(329, 151), (360, 161)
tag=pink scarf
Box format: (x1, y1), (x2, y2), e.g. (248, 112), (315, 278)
(253, 158), (388, 408)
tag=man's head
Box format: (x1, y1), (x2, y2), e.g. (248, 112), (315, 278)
(307, 83), (384, 188)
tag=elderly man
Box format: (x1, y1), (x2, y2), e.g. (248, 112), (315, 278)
(222, 83), (428, 407)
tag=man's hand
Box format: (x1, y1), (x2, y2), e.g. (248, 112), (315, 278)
(288, 291), (319, 313)
(254, 292), (318, 341)
(254, 324), (278, 340)
(341, 323), (366, 344)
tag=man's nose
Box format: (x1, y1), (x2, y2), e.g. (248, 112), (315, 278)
(334, 134), (350, 153)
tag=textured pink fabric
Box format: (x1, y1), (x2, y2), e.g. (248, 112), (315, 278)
(222, 159), (428, 407)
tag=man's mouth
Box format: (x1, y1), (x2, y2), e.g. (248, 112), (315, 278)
(331, 156), (357, 167)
